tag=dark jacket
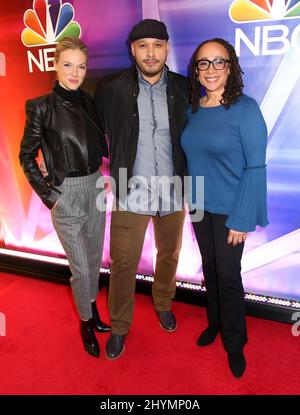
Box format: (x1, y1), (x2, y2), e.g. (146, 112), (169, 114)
(94, 65), (189, 198)
(19, 89), (108, 209)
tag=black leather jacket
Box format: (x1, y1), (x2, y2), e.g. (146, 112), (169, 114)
(19, 89), (108, 209)
(94, 65), (189, 199)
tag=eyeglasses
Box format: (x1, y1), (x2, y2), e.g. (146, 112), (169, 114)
(196, 58), (230, 71)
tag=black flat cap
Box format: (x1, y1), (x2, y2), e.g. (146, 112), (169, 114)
(129, 19), (169, 42)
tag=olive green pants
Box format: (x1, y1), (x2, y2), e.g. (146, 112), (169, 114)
(109, 209), (185, 335)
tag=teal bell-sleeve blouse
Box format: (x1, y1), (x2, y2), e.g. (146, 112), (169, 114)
(181, 94), (269, 232)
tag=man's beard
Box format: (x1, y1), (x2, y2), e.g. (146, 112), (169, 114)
(137, 59), (164, 78)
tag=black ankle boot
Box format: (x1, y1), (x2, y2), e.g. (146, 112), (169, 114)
(91, 301), (111, 333)
(80, 318), (100, 357)
(196, 326), (219, 346)
(227, 350), (246, 378)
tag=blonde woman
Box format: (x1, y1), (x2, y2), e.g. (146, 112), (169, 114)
(20, 37), (110, 358)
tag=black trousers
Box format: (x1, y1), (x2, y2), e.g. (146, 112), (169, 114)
(192, 211), (248, 352)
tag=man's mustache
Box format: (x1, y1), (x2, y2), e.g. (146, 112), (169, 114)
(143, 59), (160, 63)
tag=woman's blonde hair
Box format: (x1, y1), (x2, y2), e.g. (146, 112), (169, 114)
(54, 36), (88, 63)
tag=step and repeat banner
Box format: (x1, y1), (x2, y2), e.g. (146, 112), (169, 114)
(0, 0), (300, 301)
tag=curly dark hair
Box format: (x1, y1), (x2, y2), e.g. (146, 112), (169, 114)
(189, 38), (244, 112)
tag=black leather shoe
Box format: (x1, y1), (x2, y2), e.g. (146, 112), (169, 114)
(80, 318), (100, 358)
(105, 334), (126, 360)
(91, 301), (111, 333)
(156, 311), (177, 332)
(196, 326), (219, 346)
(227, 350), (246, 378)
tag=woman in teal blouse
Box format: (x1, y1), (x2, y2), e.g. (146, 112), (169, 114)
(181, 38), (268, 378)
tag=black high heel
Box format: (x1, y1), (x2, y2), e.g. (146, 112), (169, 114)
(91, 301), (111, 333)
(80, 318), (100, 357)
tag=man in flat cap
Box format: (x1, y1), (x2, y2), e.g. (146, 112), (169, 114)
(94, 19), (189, 359)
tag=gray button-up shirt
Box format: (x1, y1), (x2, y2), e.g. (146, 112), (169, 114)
(120, 68), (177, 216)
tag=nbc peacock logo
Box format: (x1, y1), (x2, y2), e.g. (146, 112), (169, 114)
(229, 0), (300, 23)
(230, 0), (300, 56)
(22, 0), (81, 47)
(21, 0), (82, 73)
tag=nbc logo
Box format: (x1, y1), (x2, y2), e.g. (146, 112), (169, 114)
(21, 0), (81, 73)
(229, 0), (300, 55)
(230, 0), (300, 23)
